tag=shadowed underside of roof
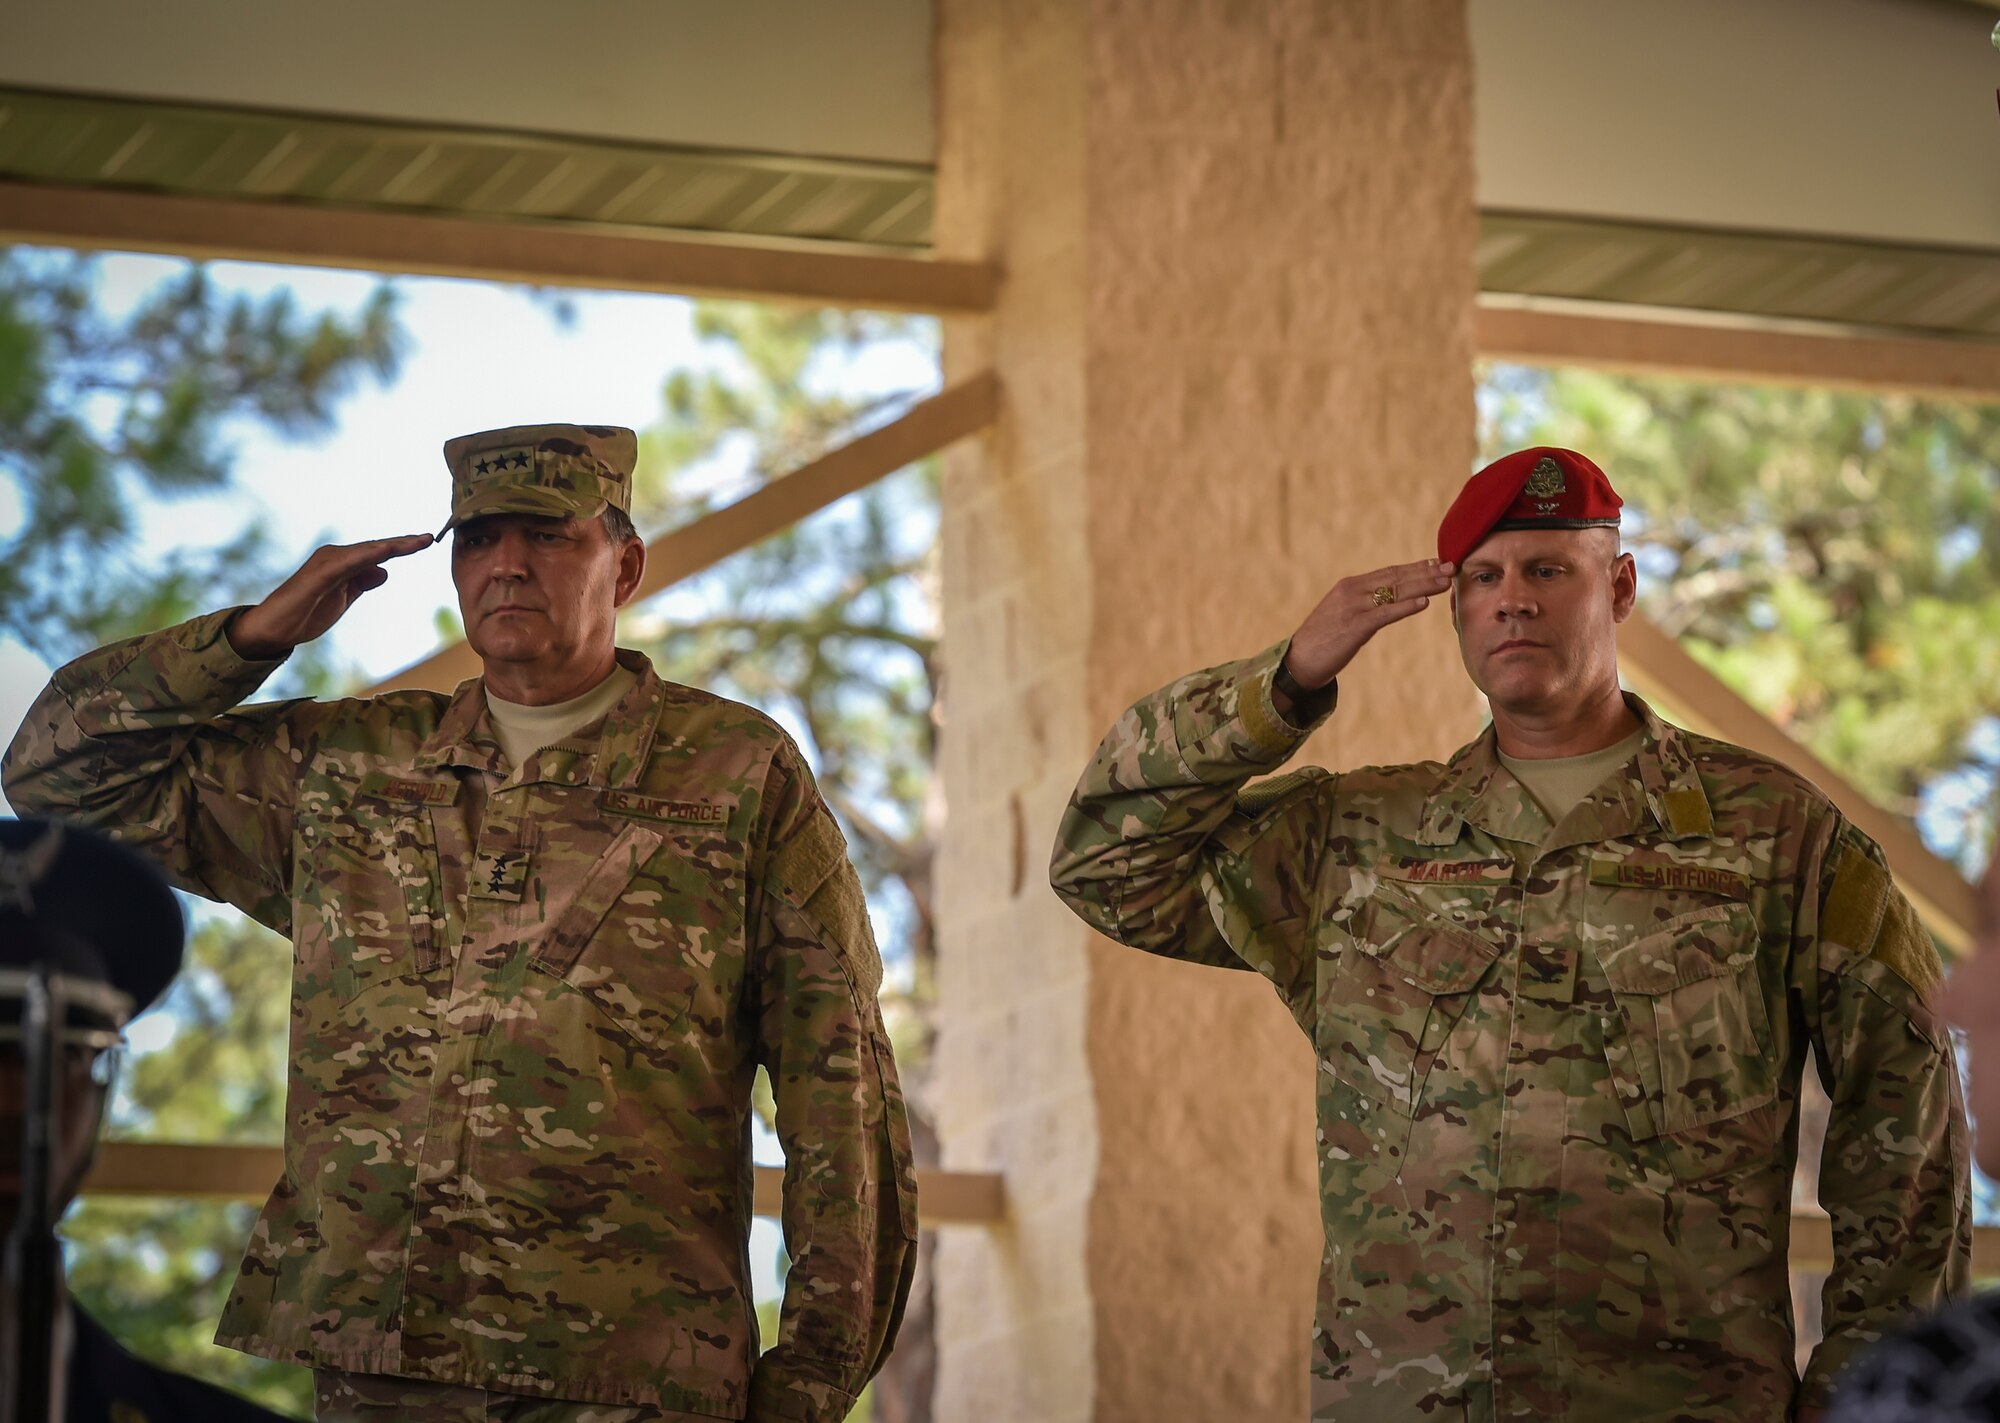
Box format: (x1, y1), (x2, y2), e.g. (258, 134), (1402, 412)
(4, 83), (1998, 347)
(0, 86), (933, 253)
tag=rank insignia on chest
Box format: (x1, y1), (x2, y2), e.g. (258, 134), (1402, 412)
(471, 846), (531, 901)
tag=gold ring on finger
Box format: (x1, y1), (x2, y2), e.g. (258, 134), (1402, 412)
(1371, 584), (1397, 606)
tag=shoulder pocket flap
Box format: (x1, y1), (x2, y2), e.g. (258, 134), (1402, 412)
(1824, 843), (1943, 1001)
(1598, 902), (1759, 996)
(1359, 889), (1498, 996)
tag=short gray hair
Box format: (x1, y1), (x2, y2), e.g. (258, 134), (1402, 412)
(602, 505), (639, 546)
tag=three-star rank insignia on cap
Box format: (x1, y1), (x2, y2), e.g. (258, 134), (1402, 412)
(470, 448), (535, 478)
(1523, 456), (1567, 500)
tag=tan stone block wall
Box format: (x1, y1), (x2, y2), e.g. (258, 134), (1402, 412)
(934, 3), (1098, 1418)
(934, 2), (1483, 1418)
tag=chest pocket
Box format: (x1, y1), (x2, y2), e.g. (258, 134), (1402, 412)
(527, 816), (742, 1053)
(297, 796), (446, 1004)
(1594, 901), (1777, 1181)
(1319, 885), (1499, 1116)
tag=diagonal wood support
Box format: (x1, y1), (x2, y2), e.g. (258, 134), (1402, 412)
(82, 1141), (1006, 1227)
(0, 179), (999, 315)
(1618, 612), (1976, 954)
(369, 371), (1000, 694)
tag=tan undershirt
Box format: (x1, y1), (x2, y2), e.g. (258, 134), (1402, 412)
(484, 664), (637, 769)
(1497, 728), (1646, 826)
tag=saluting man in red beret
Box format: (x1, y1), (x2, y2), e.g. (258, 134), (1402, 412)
(1051, 449), (1968, 1423)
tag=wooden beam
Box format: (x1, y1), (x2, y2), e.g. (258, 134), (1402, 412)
(83, 1141), (1006, 1226)
(0, 179), (998, 315)
(1478, 302), (2000, 402)
(1618, 612), (1975, 954)
(368, 372), (1000, 694)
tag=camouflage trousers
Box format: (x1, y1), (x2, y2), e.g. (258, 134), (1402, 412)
(313, 1371), (684, 1423)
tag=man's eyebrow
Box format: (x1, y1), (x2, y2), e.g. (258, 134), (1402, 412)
(1457, 549), (1576, 572)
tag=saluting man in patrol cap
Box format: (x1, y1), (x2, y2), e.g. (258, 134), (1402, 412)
(1, 816), (286, 1423)
(1052, 448), (1968, 1423)
(4, 426), (917, 1422)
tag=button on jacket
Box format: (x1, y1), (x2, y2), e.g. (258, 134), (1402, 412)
(4, 609), (918, 1422)
(1050, 640), (1969, 1422)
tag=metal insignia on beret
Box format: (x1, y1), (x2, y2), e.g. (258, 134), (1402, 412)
(0, 822), (63, 913)
(1523, 457), (1566, 499)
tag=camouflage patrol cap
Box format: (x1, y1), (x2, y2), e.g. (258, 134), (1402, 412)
(439, 423), (637, 536)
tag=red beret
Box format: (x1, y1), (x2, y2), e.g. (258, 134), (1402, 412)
(1436, 447), (1622, 566)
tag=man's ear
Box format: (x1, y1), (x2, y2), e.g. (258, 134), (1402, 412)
(613, 537), (646, 609)
(1609, 551), (1638, 624)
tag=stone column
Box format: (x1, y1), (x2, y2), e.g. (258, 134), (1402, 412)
(931, 4), (1483, 1419)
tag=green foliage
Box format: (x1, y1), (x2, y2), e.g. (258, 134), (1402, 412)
(1480, 364), (2000, 866)
(0, 245), (405, 663)
(64, 1197), (312, 1418)
(111, 913), (292, 1142)
(0, 245), (403, 1413)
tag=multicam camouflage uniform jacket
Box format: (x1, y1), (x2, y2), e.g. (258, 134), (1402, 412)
(1050, 641), (1969, 1423)
(3, 610), (917, 1422)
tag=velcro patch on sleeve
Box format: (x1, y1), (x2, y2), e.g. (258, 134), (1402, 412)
(770, 811), (883, 1004)
(1823, 843), (1942, 1000)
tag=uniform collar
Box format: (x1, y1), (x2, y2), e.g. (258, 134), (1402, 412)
(1416, 693), (1713, 849)
(413, 676), (503, 775)
(411, 648), (662, 790)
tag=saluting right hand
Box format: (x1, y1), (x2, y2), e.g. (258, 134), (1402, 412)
(228, 534), (435, 661)
(1282, 557), (1456, 692)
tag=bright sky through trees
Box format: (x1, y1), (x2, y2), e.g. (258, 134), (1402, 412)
(0, 255), (940, 1411)
(0, 252), (933, 737)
